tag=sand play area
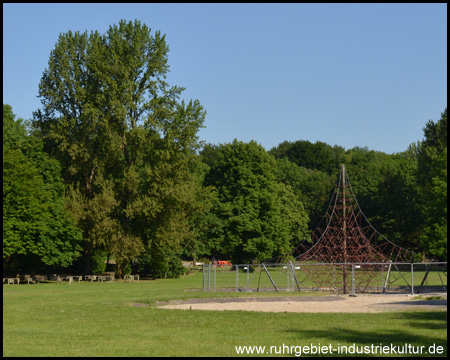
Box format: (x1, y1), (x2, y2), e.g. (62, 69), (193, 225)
(156, 294), (447, 313)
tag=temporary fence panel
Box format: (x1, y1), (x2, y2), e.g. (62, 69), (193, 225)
(202, 262), (447, 295)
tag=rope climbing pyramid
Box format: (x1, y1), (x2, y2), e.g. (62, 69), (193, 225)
(269, 164), (416, 293)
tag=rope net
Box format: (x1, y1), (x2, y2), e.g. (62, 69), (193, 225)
(265, 165), (416, 293)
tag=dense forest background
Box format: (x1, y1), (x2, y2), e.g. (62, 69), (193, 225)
(3, 20), (447, 278)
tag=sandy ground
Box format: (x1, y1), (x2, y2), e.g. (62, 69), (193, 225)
(156, 294), (447, 313)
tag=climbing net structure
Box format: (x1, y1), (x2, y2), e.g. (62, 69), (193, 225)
(269, 164), (416, 293)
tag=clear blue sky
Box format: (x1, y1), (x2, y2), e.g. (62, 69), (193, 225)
(3, 3), (447, 154)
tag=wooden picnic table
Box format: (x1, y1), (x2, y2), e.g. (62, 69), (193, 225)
(23, 275), (33, 284)
(84, 275), (100, 282)
(85, 275), (114, 282)
(3, 278), (20, 284)
(124, 275), (140, 282)
(34, 275), (47, 283)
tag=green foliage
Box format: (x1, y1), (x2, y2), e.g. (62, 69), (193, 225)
(3, 104), (27, 149)
(417, 109), (447, 260)
(203, 140), (310, 264)
(3, 104), (82, 274)
(137, 249), (185, 278)
(33, 20), (207, 276)
(270, 139), (346, 174)
(274, 157), (334, 229)
(368, 154), (423, 249)
(418, 108), (447, 181)
(268, 119), (447, 260)
(90, 250), (107, 275)
(181, 162), (221, 262)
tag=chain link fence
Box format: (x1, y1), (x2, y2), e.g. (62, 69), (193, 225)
(202, 262), (447, 295)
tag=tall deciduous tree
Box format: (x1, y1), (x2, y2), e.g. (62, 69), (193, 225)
(32, 20), (207, 276)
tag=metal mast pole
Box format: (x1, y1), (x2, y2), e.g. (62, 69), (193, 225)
(342, 164), (347, 294)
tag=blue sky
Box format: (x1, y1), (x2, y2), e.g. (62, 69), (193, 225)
(3, 3), (447, 154)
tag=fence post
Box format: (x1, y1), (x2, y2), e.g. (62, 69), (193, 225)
(287, 264), (290, 291)
(333, 265), (336, 291)
(213, 265), (216, 292)
(202, 264), (205, 291)
(383, 261), (392, 293)
(263, 264), (278, 292)
(246, 265), (250, 290)
(350, 264), (356, 297)
(235, 265), (239, 292)
(290, 261), (301, 292)
(207, 264), (210, 291)
(411, 263), (414, 295)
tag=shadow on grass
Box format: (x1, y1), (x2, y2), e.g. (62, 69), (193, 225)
(394, 311), (447, 330)
(285, 312), (447, 357)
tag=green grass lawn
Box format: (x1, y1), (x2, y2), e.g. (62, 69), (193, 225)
(3, 271), (447, 357)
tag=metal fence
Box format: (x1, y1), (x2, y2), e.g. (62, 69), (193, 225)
(202, 262), (447, 295)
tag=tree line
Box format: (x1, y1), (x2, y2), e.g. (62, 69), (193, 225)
(3, 20), (447, 277)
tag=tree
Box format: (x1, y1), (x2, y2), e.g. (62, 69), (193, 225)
(417, 109), (447, 259)
(180, 161), (222, 265)
(32, 20), (207, 276)
(3, 104), (26, 149)
(203, 140), (310, 264)
(368, 152), (423, 250)
(418, 108), (447, 180)
(274, 157), (334, 229)
(3, 104), (82, 274)
(270, 140), (345, 174)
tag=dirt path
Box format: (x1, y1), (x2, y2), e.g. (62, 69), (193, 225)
(156, 294), (447, 313)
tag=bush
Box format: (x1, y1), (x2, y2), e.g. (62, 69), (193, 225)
(137, 250), (185, 279)
(91, 251), (107, 275)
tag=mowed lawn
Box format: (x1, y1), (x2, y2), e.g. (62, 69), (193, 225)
(3, 272), (447, 357)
